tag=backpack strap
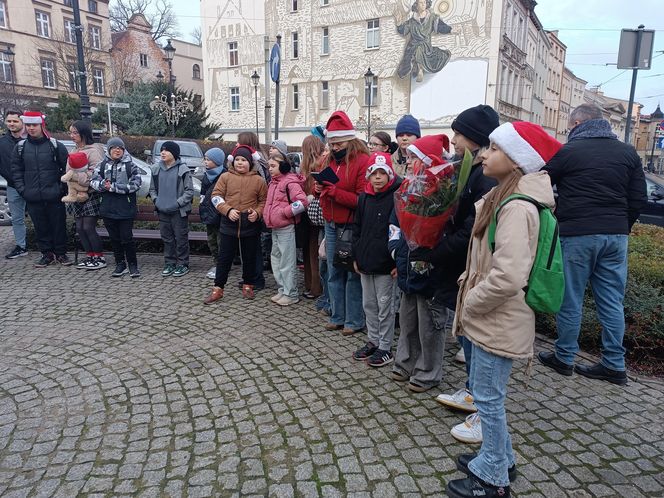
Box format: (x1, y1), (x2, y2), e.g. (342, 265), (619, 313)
(488, 194), (542, 252)
(17, 138), (59, 164)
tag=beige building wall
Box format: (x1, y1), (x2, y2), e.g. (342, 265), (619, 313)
(0, 0), (112, 109)
(171, 39), (204, 103)
(544, 30), (565, 137)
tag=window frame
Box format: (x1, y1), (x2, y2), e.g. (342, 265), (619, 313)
(0, 50), (13, 83)
(0, 1), (8, 29)
(321, 27), (329, 56)
(320, 0), (329, 6)
(228, 41), (239, 67)
(364, 75), (378, 106)
(92, 67), (104, 95)
(230, 86), (240, 111)
(366, 18), (380, 50)
(139, 53), (148, 68)
(292, 83), (299, 110)
(192, 64), (201, 79)
(41, 58), (56, 88)
(68, 63), (79, 92)
(320, 81), (329, 109)
(89, 25), (101, 50)
(64, 19), (76, 44)
(291, 31), (299, 59)
(88, 0), (98, 14)
(35, 10), (51, 38)
(291, 0), (298, 12)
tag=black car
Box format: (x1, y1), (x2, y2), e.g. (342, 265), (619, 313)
(640, 173), (664, 227)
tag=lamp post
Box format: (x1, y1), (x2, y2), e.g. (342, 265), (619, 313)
(364, 67), (375, 140)
(2, 46), (16, 104)
(151, 45), (192, 137)
(251, 70), (260, 137)
(163, 39), (176, 136)
(72, 0), (91, 122)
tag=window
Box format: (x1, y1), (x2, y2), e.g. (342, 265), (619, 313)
(35, 11), (50, 38)
(228, 41), (238, 67)
(64, 19), (76, 43)
(291, 0), (298, 11)
(364, 75), (378, 106)
(230, 87), (240, 111)
(139, 53), (148, 67)
(41, 59), (56, 88)
(64, 0), (72, 6)
(321, 27), (329, 55)
(68, 64), (79, 92)
(321, 81), (329, 109)
(92, 67), (104, 95)
(291, 31), (298, 59)
(89, 25), (101, 49)
(0, 50), (13, 82)
(292, 84), (299, 110)
(0, 1), (7, 29)
(366, 19), (380, 49)
(88, 0), (97, 14)
(320, 0), (329, 5)
(192, 64), (201, 79)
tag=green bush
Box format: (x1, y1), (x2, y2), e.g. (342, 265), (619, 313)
(537, 224), (664, 371)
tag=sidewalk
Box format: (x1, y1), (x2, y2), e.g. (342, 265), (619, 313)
(1, 235), (662, 497)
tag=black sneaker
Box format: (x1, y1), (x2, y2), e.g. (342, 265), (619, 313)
(90, 256), (107, 270)
(56, 254), (73, 266)
(457, 453), (517, 482)
(35, 253), (55, 268)
(537, 351), (573, 376)
(172, 265), (190, 277)
(574, 362), (628, 385)
(112, 262), (128, 277)
(367, 349), (394, 368)
(128, 263), (141, 278)
(446, 475), (510, 498)
(76, 256), (93, 270)
(162, 263), (176, 277)
(5, 245), (28, 259)
(353, 342), (377, 361)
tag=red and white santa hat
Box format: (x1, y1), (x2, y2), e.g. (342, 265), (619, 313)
(489, 122), (563, 174)
(324, 111), (356, 143)
(20, 111), (51, 138)
(365, 152), (395, 180)
(227, 144), (261, 169)
(407, 134), (450, 167)
(67, 152), (88, 170)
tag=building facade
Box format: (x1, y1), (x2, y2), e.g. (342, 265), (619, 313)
(0, 0), (112, 112)
(543, 30), (565, 137)
(635, 104), (663, 173)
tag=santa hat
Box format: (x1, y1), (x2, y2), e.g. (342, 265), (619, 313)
(407, 134), (450, 167)
(324, 111), (356, 143)
(489, 122), (563, 174)
(365, 152), (395, 180)
(228, 144), (261, 169)
(20, 111), (50, 138)
(68, 152), (88, 170)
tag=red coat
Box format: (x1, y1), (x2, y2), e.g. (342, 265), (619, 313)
(319, 153), (369, 224)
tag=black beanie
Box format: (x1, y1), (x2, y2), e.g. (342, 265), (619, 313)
(451, 105), (500, 147)
(160, 141), (180, 160)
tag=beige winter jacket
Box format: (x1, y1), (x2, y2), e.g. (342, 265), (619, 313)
(453, 172), (555, 360)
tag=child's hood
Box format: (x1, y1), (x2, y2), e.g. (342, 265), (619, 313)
(273, 172), (306, 187)
(514, 171), (555, 209)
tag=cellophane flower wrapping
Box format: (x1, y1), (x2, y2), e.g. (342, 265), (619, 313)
(394, 150), (473, 250)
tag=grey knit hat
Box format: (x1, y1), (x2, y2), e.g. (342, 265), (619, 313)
(270, 139), (289, 159)
(106, 137), (125, 151)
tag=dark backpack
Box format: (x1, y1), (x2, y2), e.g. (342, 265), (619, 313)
(487, 194), (565, 314)
(97, 158), (132, 183)
(17, 137), (59, 164)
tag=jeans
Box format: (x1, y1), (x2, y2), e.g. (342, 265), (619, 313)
(271, 225), (298, 299)
(103, 218), (137, 265)
(158, 212), (190, 266)
(324, 222), (365, 330)
(7, 186), (26, 248)
(467, 343), (515, 487)
(459, 336), (473, 390)
(555, 235), (628, 371)
(26, 201), (67, 256)
(361, 273), (396, 351)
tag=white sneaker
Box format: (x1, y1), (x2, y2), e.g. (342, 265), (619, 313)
(451, 413), (482, 444)
(277, 295), (300, 306)
(455, 348), (466, 363)
(206, 267), (216, 279)
(271, 293), (284, 303)
(435, 388), (477, 413)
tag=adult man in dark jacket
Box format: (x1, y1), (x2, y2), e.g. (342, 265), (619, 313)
(539, 103), (647, 385)
(0, 110), (28, 259)
(10, 111), (70, 267)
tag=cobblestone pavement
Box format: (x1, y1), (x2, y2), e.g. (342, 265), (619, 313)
(1, 240), (663, 497)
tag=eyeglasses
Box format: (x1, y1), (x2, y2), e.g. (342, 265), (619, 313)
(368, 141), (385, 148)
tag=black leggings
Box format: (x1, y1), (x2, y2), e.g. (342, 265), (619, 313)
(76, 216), (103, 253)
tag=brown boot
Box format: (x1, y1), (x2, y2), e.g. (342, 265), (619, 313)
(204, 286), (224, 305)
(242, 284), (255, 300)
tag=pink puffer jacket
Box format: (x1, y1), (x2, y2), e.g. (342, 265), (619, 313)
(263, 172), (309, 229)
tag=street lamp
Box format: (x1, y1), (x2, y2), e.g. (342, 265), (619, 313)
(2, 46), (16, 104)
(364, 67), (375, 140)
(156, 70), (164, 82)
(251, 70), (260, 137)
(164, 39), (176, 135)
(151, 40), (192, 137)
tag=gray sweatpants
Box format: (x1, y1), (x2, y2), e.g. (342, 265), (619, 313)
(158, 211), (190, 266)
(360, 273), (396, 351)
(393, 292), (447, 388)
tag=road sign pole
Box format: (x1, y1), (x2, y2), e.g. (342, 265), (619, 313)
(264, 36), (272, 144)
(625, 25), (645, 144)
(274, 35), (281, 140)
(107, 104), (112, 135)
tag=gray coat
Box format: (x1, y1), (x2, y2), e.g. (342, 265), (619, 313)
(149, 160), (194, 217)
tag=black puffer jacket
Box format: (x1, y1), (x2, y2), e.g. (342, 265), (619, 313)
(11, 136), (69, 202)
(0, 132), (21, 188)
(352, 178), (402, 275)
(199, 169), (225, 225)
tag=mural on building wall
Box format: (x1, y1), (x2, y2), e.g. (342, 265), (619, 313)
(396, 0), (453, 82)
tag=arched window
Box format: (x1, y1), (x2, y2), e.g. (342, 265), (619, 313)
(192, 64), (201, 79)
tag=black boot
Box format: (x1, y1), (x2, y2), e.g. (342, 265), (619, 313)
(537, 351), (573, 376)
(575, 362), (627, 385)
(447, 475), (510, 498)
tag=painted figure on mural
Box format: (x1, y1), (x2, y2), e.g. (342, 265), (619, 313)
(396, 0), (453, 82)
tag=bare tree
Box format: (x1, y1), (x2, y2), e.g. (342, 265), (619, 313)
(109, 0), (180, 41)
(190, 26), (202, 46)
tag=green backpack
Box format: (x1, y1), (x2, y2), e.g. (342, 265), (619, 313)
(487, 194), (565, 314)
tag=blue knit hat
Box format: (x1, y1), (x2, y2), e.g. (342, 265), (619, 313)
(205, 147), (226, 167)
(395, 114), (421, 138)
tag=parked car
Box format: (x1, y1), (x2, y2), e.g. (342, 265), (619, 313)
(639, 173), (664, 227)
(0, 139), (200, 226)
(146, 140), (205, 180)
(287, 152), (303, 173)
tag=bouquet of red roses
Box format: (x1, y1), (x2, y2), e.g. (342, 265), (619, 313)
(394, 149), (473, 249)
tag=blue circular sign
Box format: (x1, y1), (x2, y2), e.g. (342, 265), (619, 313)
(269, 44), (281, 83)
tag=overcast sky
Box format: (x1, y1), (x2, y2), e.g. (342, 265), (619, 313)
(172, 0), (663, 114)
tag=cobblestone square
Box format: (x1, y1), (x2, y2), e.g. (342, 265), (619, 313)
(1, 243), (663, 497)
